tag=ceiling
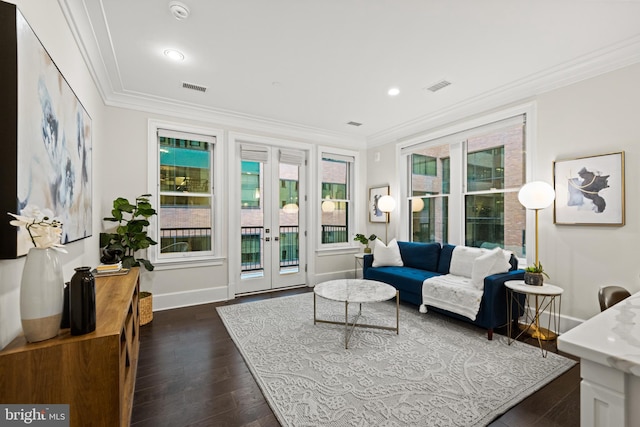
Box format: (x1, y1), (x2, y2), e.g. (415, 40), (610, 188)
(61, 0), (640, 146)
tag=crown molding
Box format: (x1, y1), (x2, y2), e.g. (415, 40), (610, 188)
(58, 0), (365, 149)
(366, 34), (640, 148)
(60, 0), (639, 151)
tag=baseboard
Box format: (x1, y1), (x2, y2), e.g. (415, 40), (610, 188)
(152, 286), (229, 311)
(520, 307), (585, 335)
(312, 269), (357, 286)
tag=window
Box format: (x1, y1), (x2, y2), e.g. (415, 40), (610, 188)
(409, 145), (450, 245)
(156, 128), (216, 261)
(405, 114), (526, 257)
(241, 161), (261, 208)
(320, 152), (354, 245)
(412, 154), (437, 176)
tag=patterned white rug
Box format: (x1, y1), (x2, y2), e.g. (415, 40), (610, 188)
(217, 292), (575, 427)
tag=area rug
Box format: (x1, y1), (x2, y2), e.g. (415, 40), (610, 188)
(217, 293), (575, 426)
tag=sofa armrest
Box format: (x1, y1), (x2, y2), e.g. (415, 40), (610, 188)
(484, 269), (524, 290)
(363, 254), (374, 275)
(478, 269), (526, 328)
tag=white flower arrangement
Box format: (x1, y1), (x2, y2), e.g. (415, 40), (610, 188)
(8, 205), (67, 252)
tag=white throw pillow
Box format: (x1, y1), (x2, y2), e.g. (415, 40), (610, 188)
(372, 238), (403, 267)
(449, 246), (486, 278)
(471, 247), (512, 289)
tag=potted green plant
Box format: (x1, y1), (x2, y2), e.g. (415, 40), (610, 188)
(101, 194), (158, 271)
(524, 261), (549, 286)
(354, 233), (377, 253)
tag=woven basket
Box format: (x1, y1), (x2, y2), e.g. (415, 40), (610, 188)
(139, 291), (153, 325)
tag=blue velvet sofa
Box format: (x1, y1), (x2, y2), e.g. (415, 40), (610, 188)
(362, 241), (524, 340)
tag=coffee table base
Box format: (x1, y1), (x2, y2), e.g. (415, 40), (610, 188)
(313, 290), (399, 349)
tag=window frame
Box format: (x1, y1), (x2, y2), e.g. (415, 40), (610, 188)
(147, 120), (225, 268)
(317, 146), (359, 251)
(398, 103), (535, 265)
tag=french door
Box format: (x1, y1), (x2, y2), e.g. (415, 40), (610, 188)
(239, 144), (306, 293)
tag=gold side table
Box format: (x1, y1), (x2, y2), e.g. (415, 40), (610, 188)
(506, 280), (563, 357)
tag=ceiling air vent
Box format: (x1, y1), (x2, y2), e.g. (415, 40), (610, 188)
(425, 80), (451, 93)
(347, 121), (362, 127)
(182, 82), (207, 93)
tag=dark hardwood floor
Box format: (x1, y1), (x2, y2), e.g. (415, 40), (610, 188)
(131, 287), (580, 427)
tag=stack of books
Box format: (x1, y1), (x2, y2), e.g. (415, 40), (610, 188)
(93, 262), (128, 276)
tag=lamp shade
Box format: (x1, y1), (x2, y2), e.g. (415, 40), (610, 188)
(282, 203), (299, 214)
(411, 197), (425, 212)
(321, 196), (335, 213)
(378, 195), (396, 213)
(518, 181), (555, 210)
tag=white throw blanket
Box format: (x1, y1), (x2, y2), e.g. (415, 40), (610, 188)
(419, 274), (483, 320)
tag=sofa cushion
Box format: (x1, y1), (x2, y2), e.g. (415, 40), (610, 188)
(372, 238), (403, 267)
(471, 247), (511, 289)
(364, 265), (441, 296)
(397, 241), (441, 271)
(450, 246), (486, 278)
(437, 244), (455, 274)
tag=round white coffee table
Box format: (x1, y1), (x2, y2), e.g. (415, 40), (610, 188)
(314, 279), (399, 349)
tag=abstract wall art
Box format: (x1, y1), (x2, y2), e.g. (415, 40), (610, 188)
(0, 3), (92, 258)
(553, 152), (624, 226)
(369, 185), (389, 223)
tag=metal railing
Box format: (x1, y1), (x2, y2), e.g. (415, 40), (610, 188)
(241, 226), (301, 271)
(279, 226), (299, 267)
(321, 225), (347, 244)
(241, 227), (264, 271)
(160, 227), (211, 252)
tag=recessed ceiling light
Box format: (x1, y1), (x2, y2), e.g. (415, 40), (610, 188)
(388, 87), (400, 96)
(164, 49), (184, 61)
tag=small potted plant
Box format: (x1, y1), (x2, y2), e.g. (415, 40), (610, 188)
(354, 233), (377, 253)
(101, 194), (157, 271)
(524, 262), (549, 286)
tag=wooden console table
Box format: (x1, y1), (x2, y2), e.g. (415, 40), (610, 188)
(0, 267), (141, 427)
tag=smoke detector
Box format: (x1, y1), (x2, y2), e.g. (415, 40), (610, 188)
(169, 1), (190, 20)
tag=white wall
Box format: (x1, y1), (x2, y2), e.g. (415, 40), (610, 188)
(0, 0), (106, 348)
(536, 63), (640, 321)
(366, 143), (399, 242)
(99, 106), (367, 309)
(368, 62), (640, 323)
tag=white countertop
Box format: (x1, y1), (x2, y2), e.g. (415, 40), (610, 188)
(558, 291), (640, 376)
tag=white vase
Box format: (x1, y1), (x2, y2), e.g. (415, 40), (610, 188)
(20, 247), (64, 342)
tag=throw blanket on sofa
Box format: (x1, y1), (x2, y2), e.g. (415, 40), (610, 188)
(420, 274), (483, 321)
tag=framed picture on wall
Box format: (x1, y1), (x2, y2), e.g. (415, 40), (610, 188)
(0, 3), (92, 258)
(553, 152), (625, 226)
(369, 186), (389, 223)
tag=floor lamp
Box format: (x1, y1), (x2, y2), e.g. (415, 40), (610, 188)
(517, 181), (556, 340)
(377, 195), (396, 244)
(518, 181), (556, 267)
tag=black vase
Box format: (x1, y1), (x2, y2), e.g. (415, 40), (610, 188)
(69, 267), (96, 336)
(60, 282), (70, 329)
